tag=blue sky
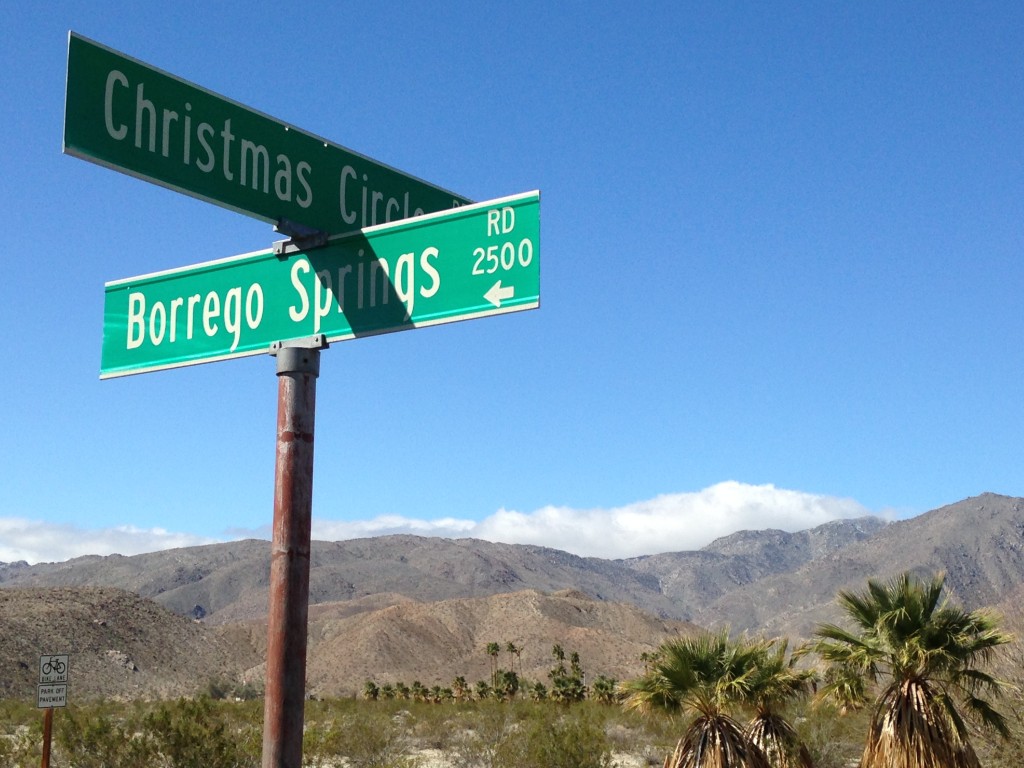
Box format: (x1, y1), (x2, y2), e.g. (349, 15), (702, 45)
(2, 2), (1022, 564)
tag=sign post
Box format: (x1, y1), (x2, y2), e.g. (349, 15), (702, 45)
(37, 655), (69, 768)
(260, 339), (324, 768)
(66, 31), (539, 768)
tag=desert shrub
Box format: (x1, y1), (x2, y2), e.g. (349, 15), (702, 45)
(143, 696), (256, 768)
(516, 708), (614, 768)
(1, 733), (40, 768)
(306, 704), (417, 768)
(206, 676), (264, 701)
(56, 705), (156, 768)
(0, 717), (42, 768)
(405, 700), (463, 750)
(794, 702), (868, 768)
(447, 701), (522, 768)
(0, 699), (37, 726)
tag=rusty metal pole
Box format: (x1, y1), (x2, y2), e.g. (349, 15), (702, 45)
(262, 339), (324, 768)
(40, 707), (52, 768)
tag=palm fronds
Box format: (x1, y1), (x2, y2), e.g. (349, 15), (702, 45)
(811, 572), (1013, 768)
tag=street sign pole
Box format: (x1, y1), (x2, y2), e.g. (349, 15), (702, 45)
(66, 30), (541, 768)
(41, 707), (53, 768)
(261, 336), (325, 768)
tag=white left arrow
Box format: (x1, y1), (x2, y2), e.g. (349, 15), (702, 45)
(484, 280), (515, 308)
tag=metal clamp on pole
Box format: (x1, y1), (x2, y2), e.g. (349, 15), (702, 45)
(270, 335), (329, 376)
(273, 219), (329, 257)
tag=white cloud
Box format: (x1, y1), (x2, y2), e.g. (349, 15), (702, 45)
(0, 518), (220, 566)
(1, 482), (877, 564)
(311, 481), (875, 559)
(472, 481), (874, 558)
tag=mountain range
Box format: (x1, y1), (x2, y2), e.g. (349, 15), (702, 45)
(2, 492), (1022, 698)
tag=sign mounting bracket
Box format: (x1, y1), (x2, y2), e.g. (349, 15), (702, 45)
(273, 219), (329, 257)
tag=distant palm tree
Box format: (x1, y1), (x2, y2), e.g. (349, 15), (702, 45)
(362, 680), (379, 701)
(620, 630), (771, 768)
(812, 572), (1012, 768)
(495, 669), (520, 701)
(744, 639), (815, 768)
(451, 675), (469, 702)
(551, 644), (567, 678)
(487, 642), (501, 687)
(591, 675), (618, 705)
(640, 650), (661, 673)
(410, 680), (427, 702)
(506, 641), (521, 675)
(550, 673), (586, 703)
(474, 679), (492, 701)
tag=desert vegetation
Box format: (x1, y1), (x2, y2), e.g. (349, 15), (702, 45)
(362, 641), (604, 706)
(1, 572), (1021, 768)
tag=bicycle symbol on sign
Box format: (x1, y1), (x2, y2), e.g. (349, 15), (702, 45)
(41, 656), (67, 676)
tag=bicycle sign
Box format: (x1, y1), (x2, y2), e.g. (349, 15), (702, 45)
(39, 655), (69, 685)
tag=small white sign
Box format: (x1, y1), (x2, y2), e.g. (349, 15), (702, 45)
(39, 655), (69, 684)
(37, 683), (68, 709)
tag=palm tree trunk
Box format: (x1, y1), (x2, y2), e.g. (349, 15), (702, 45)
(860, 680), (981, 768)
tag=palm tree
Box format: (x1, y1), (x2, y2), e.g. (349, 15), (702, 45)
(474, 679), (492, 701)
(486, 641), (501, 688)
(570, 650), (583, 678)
(551, 643), (566, 676)
(410, 680), (428, 702)
(591, 674), (619, 705)
(506, 641), (522, 675)
(495, 669), (520, 701)
(640, 650), (661, 673)
(620, 630), (771, 768)
(551, 672), (586, 703)
(812, 571), (1012, 768)
(744, 639), (815, 768)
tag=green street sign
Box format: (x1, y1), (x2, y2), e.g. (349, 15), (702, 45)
(64, 32), (470, 234)
(101, 191), (540, 378)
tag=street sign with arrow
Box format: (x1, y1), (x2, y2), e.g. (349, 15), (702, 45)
(101, 190), (539, 378)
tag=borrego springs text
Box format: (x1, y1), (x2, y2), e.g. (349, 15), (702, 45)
(102, 193), (540, 375)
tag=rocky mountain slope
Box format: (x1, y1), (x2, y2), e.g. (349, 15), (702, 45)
(0, 586), (694, 699)
(0, 514), (890, 627)
(694, 493), (1024, 635)
(2, 493), (1022, 642)
(0, 587), (255, 701)
(624, 516), (888, 616)
(4, 494), (1023, 699)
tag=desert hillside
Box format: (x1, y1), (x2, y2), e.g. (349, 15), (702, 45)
(0, 586), (696, 699)
(0, 586), (256, 701)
